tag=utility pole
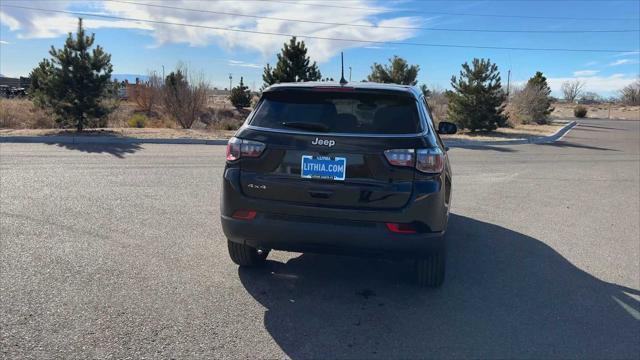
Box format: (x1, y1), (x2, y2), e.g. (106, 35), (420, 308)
(349, 66), (352, 82)
(506, 69), (511, 99)
(162, 65), (165, 83)
(228, 73), (233, 91)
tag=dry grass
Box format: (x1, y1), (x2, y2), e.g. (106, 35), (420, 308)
(0, 127), (236, 139)
(0, 98), (55, 129)
(551, 102), (640, 120)
(0, 96), (247, 131)
(106, 101), (136, 128)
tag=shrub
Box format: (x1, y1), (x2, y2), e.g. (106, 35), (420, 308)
(509, 83), (554, 125)
(217, 108), (235, 119)
(574, 105), (588, 118)
(106, 101), (135, 127)
(162, 65), (209, 129)
(130, 73), (162, 114)
(127, 113), (148, 128)
(425, 87), (449, 123)
(215, 119), (242, 130)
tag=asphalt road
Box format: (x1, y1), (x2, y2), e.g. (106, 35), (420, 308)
(1, 119), (639, 359)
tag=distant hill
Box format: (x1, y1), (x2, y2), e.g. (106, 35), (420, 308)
(111, 74), (149, 83)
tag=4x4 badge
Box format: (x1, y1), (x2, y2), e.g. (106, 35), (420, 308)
(311, 138), (335, 147)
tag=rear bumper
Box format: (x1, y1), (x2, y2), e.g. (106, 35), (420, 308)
(221, 167), (449, 257)
(222, 214), (445, 257)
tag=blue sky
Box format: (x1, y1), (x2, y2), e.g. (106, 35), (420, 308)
(1, 0), (638, 96)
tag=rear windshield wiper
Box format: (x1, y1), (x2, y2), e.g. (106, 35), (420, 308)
(281, 121), (329, 132)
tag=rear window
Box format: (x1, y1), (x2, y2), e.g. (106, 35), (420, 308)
(249, 90), (422, 134)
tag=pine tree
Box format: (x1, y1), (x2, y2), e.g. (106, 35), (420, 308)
(28, 59), (55, 109)
(229, 77), (252, 109)
(367, 56), (419, 85)
(33, 18), (113, 131)
(524, 71), (554, 123)
(420, 84), (431, 99)
(262, 37), (322, 89)
(527, 71), (549, 90)
(447, 58), (507, 131)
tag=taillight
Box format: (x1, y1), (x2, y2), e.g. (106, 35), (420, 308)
(226, 137), (265, 161)
(384, 148), (444, 174)
(383, 149), (415, 167)
(416, 148), (444, 174)
(386, 223), (417, 234)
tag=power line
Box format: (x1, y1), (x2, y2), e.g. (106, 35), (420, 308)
(1, 4), (636, 53)
(109, 0), (639, 34)
(257, 0), (640, 21)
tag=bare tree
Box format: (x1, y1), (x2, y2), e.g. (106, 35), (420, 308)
(162, 65), (209, 129)
(561, 80), (585, 103)
(130, 72), (162, 114)
(425, 86), (449, 123)
(619, 79), (640, 105)
(579, 91), (603, 104)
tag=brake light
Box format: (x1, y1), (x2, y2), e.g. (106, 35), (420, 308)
(232, 210), (257, 220)
(312, 86), (354, 92)
(386, 223), (417, 234)
(226, 137), (266, 161)
(384, 148), (444, 174)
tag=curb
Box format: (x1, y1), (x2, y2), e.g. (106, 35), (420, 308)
(443, 120), (577, 148)
(0, 121), (577, 147)
(0, 135), (228, 146)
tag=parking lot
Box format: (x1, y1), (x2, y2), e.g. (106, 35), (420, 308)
(1, 119), (639, 358)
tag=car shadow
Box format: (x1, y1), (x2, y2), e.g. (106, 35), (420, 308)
(48, 142), (143, 158)
(452, 144), (518, 152)
(577, 124), (626, 131)
(238, 214), (639, 359)
(537, 140), (618, 152)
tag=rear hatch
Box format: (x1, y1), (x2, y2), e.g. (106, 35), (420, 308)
(237, 87), (428, 210)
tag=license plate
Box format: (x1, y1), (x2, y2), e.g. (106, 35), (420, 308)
(301, 155), (346, 181)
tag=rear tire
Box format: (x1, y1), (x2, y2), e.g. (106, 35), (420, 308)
(416, 250), (445, 287)
(227, 239), (268, 266)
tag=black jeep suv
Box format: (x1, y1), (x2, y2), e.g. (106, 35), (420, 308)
(221, 82), (456, 287)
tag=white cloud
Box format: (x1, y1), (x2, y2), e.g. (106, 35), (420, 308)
(547, 74), (639, 93)
(228, 60), (262, 69)
(0, 40), (10, 45)
(0, 1), (151, 39)
(0, 0), (423, 63)
(609, 59), (638, 66)
(573, 70), (599, 77)
(613, 51), (639, 57)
